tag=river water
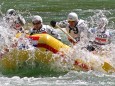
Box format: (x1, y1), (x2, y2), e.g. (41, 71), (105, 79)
(0, 0), (115, 86)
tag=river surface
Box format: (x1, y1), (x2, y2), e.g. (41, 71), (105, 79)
(0, 0), (115, 86)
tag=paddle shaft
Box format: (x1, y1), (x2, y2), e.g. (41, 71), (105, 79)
(56, 25), (76, 43)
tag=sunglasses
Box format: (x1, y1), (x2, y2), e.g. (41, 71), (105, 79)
(33, 22), (41, 25)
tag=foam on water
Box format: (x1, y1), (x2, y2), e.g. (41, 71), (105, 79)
(0, 71), (115, 86)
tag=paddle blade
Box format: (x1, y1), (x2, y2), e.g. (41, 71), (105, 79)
(102, 62), (115, 73)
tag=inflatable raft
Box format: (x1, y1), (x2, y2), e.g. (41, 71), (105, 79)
(0, 33), (114, 73)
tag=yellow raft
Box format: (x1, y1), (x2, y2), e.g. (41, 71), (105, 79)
(0, 34), (70, 70)
(0, 33), (114, 73)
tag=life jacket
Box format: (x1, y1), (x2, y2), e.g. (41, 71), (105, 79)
(30, 25), (47, 35)
(94, 31), (110, 45)
(66, 20), (85, 42)
(68, 25), (80, 43)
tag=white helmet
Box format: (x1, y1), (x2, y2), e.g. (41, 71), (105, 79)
(97, 17), (108, 32)
(99, 17), (108, 26)
(32, 15), (43, 23)
(67, 12), (78, 21)
(6, 9), (16, 15)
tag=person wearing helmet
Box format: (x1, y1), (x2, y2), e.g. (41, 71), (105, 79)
(87, 17), (112, 52)
(2, 9), (26, 52)
(6, 9), (17, 16)
(29, 15), (61, 46)
(5, 9), (26, 33)
(50, 12), (88, 44)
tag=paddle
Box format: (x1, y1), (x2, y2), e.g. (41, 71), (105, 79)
(89, 48), (115, 73)
(56, 25), (77, 43)
(102, 62), (115, 73)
